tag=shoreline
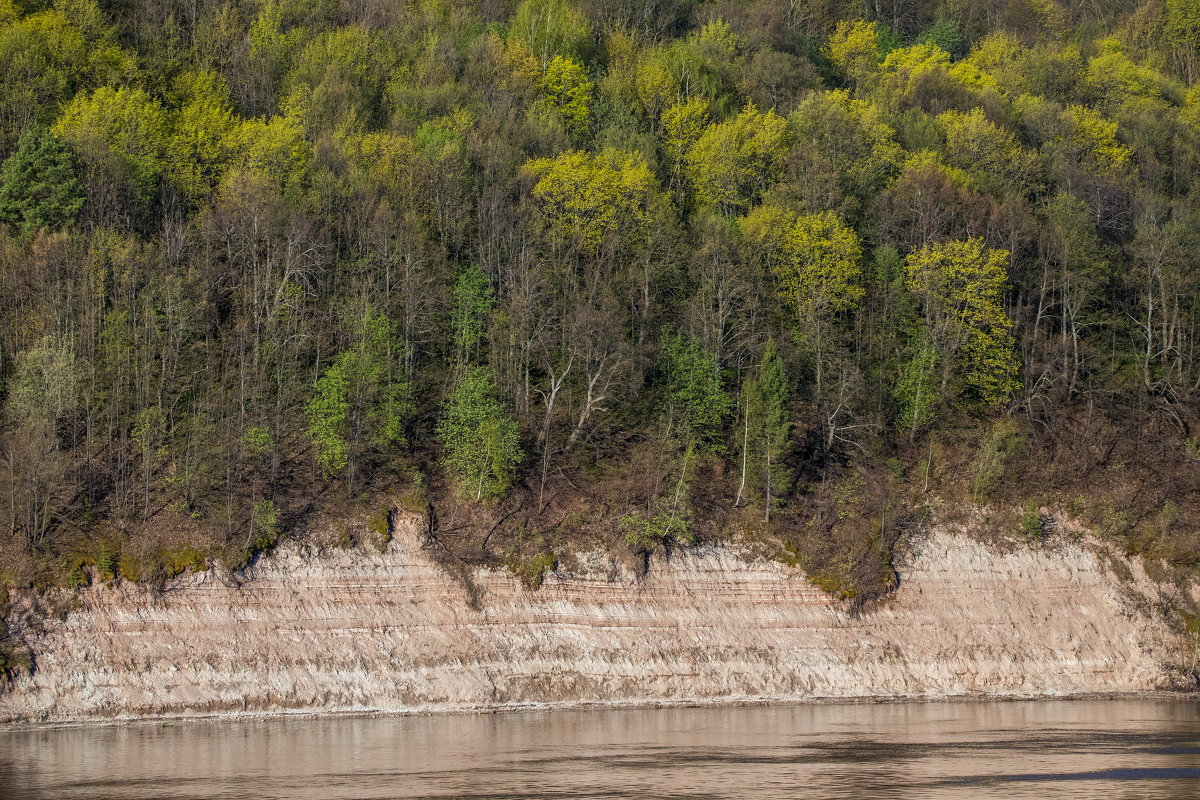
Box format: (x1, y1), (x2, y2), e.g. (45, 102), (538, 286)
(3, 525), (1194, 727)
(4, 689), (1197, 732)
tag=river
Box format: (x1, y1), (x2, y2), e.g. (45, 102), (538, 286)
(2, 699), (1198, 798)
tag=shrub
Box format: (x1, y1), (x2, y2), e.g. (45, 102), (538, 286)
(508, 551), (559, 590)
(1020, 503), (1044, 543)
(366, 506), (392, 552)
(620, 510), (695, 554)
(157, 546), (208, 578)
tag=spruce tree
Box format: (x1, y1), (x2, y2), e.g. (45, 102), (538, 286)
(0, 126), (85, 234)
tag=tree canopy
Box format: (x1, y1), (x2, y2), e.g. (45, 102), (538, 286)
(0, 0), (1197, 603)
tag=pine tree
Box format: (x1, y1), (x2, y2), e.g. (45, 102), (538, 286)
(0, 126), (85, 234)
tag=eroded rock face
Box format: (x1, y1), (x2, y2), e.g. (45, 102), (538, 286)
(0, 523), (1188, 723)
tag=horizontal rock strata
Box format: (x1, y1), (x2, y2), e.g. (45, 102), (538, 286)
(0, 523), (1186, 723)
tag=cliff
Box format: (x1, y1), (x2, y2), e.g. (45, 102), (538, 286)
(0, 520), (1193, 723)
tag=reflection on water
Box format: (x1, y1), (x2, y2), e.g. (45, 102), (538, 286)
(2, 700), (1199, 799)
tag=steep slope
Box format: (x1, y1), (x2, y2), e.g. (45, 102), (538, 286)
(0, 519), (1190, 723)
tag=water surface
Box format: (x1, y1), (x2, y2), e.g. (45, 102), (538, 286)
(2, 699), (1198, 799)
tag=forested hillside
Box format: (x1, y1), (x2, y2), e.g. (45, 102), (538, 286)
(0, 0), (1198, 600)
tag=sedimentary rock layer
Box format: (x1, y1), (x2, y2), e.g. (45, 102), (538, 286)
(0, 522), (1187, 723)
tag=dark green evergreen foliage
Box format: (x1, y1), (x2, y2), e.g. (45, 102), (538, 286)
(660, 331), (730, 447)
(915, 14), (963, 57)
(0, 125), (83, 234)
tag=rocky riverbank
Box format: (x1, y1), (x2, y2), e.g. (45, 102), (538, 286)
(1, 519), (1194, 724)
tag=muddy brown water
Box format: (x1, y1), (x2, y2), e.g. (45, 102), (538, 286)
(2, 699), (1199, 798)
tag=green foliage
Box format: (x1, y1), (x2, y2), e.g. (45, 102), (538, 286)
(661, 97), (709, 163)
(242, 426), (275, 457)
(0, 7), (107, 148)
(306, 358), (351, 475)
(305, 307), (413, 479)
(524, 147), (657, 253)
(620, 510), (694, 555)
(156, 546), (208, 579)
(365, 506), (391, 552)
(1, 0), (1200, 607)
(916, 14), (964, 58)
(970, 419), (1027, 503)
(53, 85), (171, 202)
(451, 265), (494, 368)
(509, 0), (591, 66)
(788, 90), (904, 199)
(249, 498), (280, 552)
(5, 335), (78, 425)
(542, 54), (592, 138)
(659, 332), (729, 447)
(167, 71), (240, 202)
(894, 337), (938, 433)
(747, 208), (864, 327)
(938, 108), (1037, 195)
(1020, 502), (1045, 543)
(0, 125), (83, 233)
(684, 103), (788, 211)
(906, 239), (1020, 408)
(437, 366), (522, 501)
(826, 20), (890, 86)
(506, 549), (558, 590)
(738, 340), (791, 520)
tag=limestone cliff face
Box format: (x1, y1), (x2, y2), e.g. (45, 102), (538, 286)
(0, 521), (1190, 723)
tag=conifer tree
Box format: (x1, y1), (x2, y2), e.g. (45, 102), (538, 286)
(0, 125), (84, 234)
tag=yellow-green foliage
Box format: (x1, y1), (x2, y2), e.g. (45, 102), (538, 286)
(782, 210), (863, 319)
(509, 0), (591, 67)
(1020, 502), (1044, 542)
(743, 206), (864, 331)
(938, 108), (1038, 194)
(228, 114), (310, 191)
(1084, 38), (1180, 108)
(661, 97), (709, 163)
(906, 238), (1020, 407)
(620, 510), (695, 554)
(1059, 103), (1133, 170)
(366, 506), (392, 552)
(542, 54), (592, 137)
(116, 554), (143, 582)
(54, 85), (171, 200)
(684, 103), (788, 211)
(155, 546), (208, 579)
(167, 71), (240, 202)
(524, 147), (657, 252)
(969, 418), (1027, 502)
(826, 20), (886, 86)
(788, 90), (903, 198)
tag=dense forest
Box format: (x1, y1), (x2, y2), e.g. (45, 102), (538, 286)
(0, 0), (1198, 605)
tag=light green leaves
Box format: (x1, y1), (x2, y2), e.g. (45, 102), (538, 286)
(437, 367), (522, 501)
